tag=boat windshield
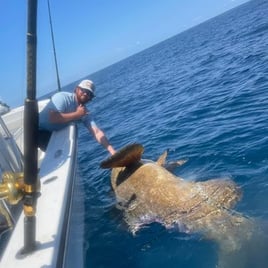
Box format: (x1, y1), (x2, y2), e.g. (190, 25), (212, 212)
(0, 116), (23, 239)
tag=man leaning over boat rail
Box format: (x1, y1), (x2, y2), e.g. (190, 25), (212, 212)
(38, 79), (116, 155)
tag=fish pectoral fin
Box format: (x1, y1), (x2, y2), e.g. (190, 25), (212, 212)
(100, 143), (144, 168)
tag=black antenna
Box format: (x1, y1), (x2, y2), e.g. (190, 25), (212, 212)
(47, 0), (61, 91)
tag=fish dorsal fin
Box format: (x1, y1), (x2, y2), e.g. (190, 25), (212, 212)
(100, 143), (144, 169)
(156, 150), (167, 166)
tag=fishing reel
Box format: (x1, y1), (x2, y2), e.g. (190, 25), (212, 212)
(0, 171), (40, 205)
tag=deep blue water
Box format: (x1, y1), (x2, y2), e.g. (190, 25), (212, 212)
(65, 0), (268, 267)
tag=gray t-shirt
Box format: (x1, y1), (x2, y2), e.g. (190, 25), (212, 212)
(39, 91), (96, 131)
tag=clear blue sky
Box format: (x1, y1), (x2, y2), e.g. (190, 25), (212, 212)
(0, 0), (248, 108)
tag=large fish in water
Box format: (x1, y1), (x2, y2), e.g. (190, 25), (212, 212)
(101, 144), (267, 268)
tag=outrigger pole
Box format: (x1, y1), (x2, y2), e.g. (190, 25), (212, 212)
(47, 0), (61, 91)
(22, 0), (39, 253)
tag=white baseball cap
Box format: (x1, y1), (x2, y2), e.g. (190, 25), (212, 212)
(78, 80), (95, 96)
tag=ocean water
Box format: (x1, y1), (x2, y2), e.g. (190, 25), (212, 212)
(65, 0), (268, 267)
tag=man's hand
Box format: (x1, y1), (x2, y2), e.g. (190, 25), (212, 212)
(76, 104), (88, 118)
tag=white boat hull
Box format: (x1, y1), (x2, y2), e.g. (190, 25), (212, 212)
(0, 100), (83, 267)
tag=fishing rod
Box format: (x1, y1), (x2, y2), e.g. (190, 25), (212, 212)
(22, 0), (39, 253)
(22, 0), (61, 253)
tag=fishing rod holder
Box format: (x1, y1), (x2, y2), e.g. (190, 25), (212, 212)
(0, 171), (40, 206)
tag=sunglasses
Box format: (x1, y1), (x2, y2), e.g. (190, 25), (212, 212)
(80, 88), (94, 98)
